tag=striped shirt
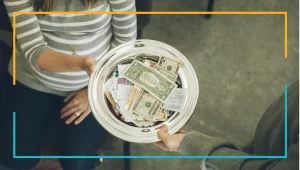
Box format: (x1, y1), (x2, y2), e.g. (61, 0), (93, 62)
(4, 0), (137, 96)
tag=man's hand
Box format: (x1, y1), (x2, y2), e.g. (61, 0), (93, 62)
(60, 87), (91, 125)
(155, 125), (187, 152)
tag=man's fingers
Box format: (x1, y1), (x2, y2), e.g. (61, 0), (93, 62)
(66, 112), (81, 125)
(74, 110), (90, 125)
(158, 124), (168, 133)
(177, 129), (186, 134)
(61, 106), (78, 119)
(64, 91), (76, 103)
(157, 125), (169, 144)
(155, 141), (169, 151)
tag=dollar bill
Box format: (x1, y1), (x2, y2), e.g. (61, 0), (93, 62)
(131, 119), (155, 127)
(143, 59), (157, 68)
(154, 109), (168, 121)
(155, 66), (178, 82)
(132, 92), (162, 120)
(134, 53), (160, 62)
(124, 85), (144, 111)
(123, 60), (177, 102)
(157, 56), (182, 74)
(128, 87), (145, 113)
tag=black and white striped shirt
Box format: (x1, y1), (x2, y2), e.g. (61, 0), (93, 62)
(4, 0), (137, 96)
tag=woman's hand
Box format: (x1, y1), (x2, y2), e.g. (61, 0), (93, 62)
(82, 56), (96, 76)
(60, 87), (91, 125)
(155, 125), (187, 152)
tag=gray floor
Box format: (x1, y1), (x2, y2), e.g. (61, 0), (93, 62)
(99, 0), (299, 170)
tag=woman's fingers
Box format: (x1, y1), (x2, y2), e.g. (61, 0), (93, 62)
(65, 111), (81, 125)
(61, 106), (78, 119)
(64, 91), (77, 103)
(61, 98), (78, 113)
(74, 110), (91, 125)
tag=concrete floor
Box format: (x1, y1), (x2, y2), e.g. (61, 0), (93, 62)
(99, 0), (299, 170)
(0, 0), (298, 170)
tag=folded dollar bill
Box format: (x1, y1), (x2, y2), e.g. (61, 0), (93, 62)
(157, 56), (181, 74)
(103, 55), (187, 128)
(144, 59), (157, 68)
(132, 92), (162, 121)
(123, 60), (177, 102)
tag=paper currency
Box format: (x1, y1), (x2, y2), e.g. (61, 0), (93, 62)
(144, 59), (157, 68)
(103, 55), (186, 128)
(132, 92), (162, 120)
(131, 119), (155, 127)
(155, 66), (178, 82)
(154, 109), (168, 121)
(124, 86), (144, 111)
(157, 56), (181, 74)
(134, 53), (159, 61)
(123, 60), (177, 102)
(163, 88), (188, 112)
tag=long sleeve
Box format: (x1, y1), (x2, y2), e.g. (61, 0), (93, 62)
(109, 0), (137, 48)
(3, 0), (48, 70)
(178, 131), (299, 170)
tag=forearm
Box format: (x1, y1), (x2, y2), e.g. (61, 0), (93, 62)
(178, 132), (298, 170)
(38, 49), (85, 72)
(178, 131), (240, 156)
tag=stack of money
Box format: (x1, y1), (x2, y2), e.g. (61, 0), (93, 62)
(103, 54), (188, 127)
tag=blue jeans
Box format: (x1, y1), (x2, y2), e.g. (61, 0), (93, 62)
(0, 76), (105, 170)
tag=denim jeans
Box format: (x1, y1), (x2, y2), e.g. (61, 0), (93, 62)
(0, 76), (105, 170)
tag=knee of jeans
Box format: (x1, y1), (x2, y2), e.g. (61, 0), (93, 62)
(0, 158), (40, 170)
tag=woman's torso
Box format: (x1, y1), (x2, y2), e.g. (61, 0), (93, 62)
(12, 0), (113, 95)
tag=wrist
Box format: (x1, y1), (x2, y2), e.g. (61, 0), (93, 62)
(78, 56), (86, 71)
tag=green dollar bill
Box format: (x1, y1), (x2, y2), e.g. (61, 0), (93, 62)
(132, 92), (162, 120)
(157, 56), (182, 74)
(155, 66), (178, 82)
(123, 60), (177, 102)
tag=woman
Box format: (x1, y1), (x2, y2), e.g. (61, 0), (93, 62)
(0, 0), (136, 169)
